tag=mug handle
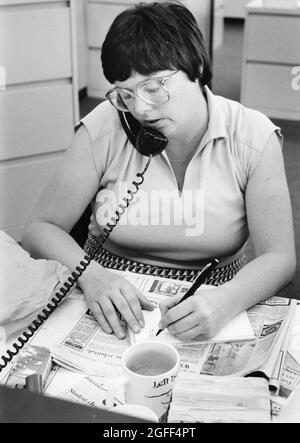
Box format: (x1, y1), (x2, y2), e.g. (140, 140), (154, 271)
(106, 375), (129, 409)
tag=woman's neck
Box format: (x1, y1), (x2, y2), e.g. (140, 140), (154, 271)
(166, 88), (209, 161)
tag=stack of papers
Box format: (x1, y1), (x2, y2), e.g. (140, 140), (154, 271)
(168, 374), (272, 423)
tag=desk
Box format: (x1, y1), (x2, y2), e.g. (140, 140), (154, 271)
(1, 279), (299, 423)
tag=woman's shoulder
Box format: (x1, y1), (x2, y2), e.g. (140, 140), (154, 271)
(80, 100), (123, 142)
(218, 95), (280, 153)
(211, 92), (282, 191)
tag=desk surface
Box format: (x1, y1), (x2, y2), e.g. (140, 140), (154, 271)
(0, 385), (149, 423)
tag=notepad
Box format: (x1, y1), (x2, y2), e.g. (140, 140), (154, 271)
(206, 310), (255, 343)
(162, 311), (255, 345)
(134, 307), (255, 345)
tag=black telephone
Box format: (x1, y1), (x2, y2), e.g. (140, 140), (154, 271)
(118, 111), (168, 157)
(0, 112), (168, 373)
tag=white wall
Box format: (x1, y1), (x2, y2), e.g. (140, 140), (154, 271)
(74, 0), (88, 91)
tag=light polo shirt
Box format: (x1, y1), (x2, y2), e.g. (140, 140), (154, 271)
(81, 87), (282, 269)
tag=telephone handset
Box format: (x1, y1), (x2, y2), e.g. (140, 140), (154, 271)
(0, 110), (168, 373)
(118, 111), (168, 156)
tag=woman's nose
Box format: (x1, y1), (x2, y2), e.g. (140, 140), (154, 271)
(133, 95), (153, 114)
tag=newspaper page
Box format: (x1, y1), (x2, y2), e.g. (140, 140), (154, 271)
(269, 307), (296, 393)
(43, 363), (124, 410)
(57, 376), (124, 409)
(197, 297), (296, 379)
(50, 272), (254, 377)
(50, 277), (210, 376)
(271, 351), (300, 418)
(51, 306), (130, 377)
(270, 302), (300, 419)
(243, 297), (296, 377)
(2, 270), (295, 385)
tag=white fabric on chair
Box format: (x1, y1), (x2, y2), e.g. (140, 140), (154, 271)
(0, 231), (69, 347)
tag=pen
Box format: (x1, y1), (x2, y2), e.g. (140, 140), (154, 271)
(155, 258), (220, 337)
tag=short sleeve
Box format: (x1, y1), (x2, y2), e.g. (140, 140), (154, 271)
(231, 108), (283, 192)
(80, 101), (124, 181)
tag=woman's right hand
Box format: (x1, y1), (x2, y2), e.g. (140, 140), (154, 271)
(78, 260), (154, 339)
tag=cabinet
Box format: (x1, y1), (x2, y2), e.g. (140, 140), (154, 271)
(86, 0), (222, 99)
(241, 1), (300, 121)
(0, 0), (79, 241)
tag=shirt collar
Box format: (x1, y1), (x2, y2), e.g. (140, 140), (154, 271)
(202, 86), (228, 143)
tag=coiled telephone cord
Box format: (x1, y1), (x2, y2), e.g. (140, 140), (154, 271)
(0, 156), (152, 372)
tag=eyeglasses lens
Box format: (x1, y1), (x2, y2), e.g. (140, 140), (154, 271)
(138, 81), (168, 104)
(108, 81), (168, 111)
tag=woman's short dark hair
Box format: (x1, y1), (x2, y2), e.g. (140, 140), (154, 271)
(101, 1), (212, 88)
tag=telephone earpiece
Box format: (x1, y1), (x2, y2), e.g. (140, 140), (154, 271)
(118, 111), (168, 157)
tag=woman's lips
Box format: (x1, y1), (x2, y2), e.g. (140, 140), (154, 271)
(145, 119), (161, 124)
(145, 118), (166, 127)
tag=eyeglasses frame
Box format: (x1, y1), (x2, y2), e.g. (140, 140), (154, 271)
(105, 70), (179, 112)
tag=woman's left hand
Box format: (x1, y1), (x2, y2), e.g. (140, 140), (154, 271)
(158, 288), (228, 341)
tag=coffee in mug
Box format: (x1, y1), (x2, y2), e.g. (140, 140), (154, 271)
(127, 350), (176, 376)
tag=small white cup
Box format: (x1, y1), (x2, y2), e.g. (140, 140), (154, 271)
(106, 341), (180, 422)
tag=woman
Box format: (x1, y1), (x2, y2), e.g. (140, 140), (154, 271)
(22, 2), (296, 341)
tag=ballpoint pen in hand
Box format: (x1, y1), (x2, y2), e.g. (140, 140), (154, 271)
(155, 258), (220, 337)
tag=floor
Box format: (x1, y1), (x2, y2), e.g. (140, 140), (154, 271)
(80, 19), (300, 299)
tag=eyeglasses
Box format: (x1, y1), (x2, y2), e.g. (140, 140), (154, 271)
(105, 70), (179, 112)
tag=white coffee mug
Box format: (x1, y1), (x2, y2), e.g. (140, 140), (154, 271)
(106, 341), (180, 422)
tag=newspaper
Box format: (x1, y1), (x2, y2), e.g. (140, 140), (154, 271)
(48, 289), (211, 377)
(24, 271), (294, 384)
(196, 297), (296, 380)
(1, 269), (297, 420)
(271, 351), (300, 418)
(43, 364), (124, 410)
(270, 302), (300, 419)
(46, 272), (254, 377)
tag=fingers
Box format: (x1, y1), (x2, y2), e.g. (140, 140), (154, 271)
(114, 287), (144, 334)
(88, 280), (154, 338)
(159, 295), (193, 329)
(160, 295), (218, 340)
(91, 301), (113, 335)
(166, 312), (201, 338)
(158, 293), (183, 321)
(94, 298), (127, 339)
(115, 281), (155, 330)
(137, 291), (155, 311)
(84, 271), (156, 338)
(174, 325), (208, 342)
